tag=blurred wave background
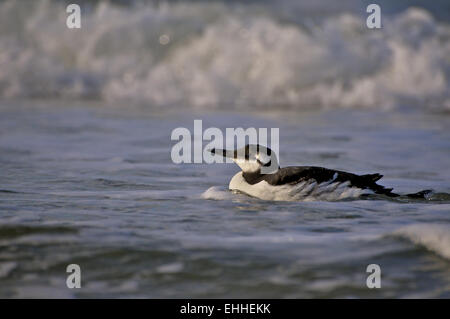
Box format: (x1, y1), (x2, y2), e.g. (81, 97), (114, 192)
(1, 0), (450, 298)
(1, 0), (449, 111)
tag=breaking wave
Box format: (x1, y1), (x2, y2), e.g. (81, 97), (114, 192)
(392, 224), (450, 260)
(1, 0), (449, 111)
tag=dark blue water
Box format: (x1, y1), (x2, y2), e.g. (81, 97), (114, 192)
(0, 101), (449, 298)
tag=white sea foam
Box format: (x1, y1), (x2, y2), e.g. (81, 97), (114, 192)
(0, 1), (449, 111)
(156, 262), (184, 274)
(201, 186), (234, 200)
(392, 224), (450, 260)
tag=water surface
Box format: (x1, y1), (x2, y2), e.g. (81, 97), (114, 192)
(0, 101), (449, 298)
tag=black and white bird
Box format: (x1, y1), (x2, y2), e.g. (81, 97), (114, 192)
(209, 144), (430, 201)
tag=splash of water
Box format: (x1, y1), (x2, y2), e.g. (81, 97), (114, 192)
(0, 1), (449, 111)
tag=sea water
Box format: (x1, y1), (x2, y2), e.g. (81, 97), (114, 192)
(0, 0), (449, 298)
(0, 101), (449, 298)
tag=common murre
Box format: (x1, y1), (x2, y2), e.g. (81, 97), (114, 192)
(209, 144), (431, 201)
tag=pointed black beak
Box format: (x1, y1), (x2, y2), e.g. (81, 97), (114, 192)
(208, 148), (235, 158)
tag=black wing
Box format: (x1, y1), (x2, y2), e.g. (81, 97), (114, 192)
(261, 166), (397, 196)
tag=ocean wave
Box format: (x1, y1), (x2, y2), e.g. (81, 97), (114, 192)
(0, 1), (449, 111)
(392, 224), (450, 260)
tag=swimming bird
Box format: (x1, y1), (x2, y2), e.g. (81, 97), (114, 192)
(209, 144), (431, 201)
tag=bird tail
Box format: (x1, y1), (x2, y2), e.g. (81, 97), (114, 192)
(405, 189), (433, 199)
(360, 173), (433, 200)
(378, 189), (433, 199)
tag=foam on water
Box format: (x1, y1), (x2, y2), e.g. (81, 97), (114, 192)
(201, 186), (235, 200)
(392, 224), (450, 260)
(1, 1), (449, 111)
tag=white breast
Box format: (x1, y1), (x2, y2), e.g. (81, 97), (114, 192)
(229, 172), (371, 201)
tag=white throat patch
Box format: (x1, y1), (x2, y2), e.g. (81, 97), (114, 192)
(232, 158), (261, 173)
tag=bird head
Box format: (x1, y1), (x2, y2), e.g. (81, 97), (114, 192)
(209, 144), (279, 174)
